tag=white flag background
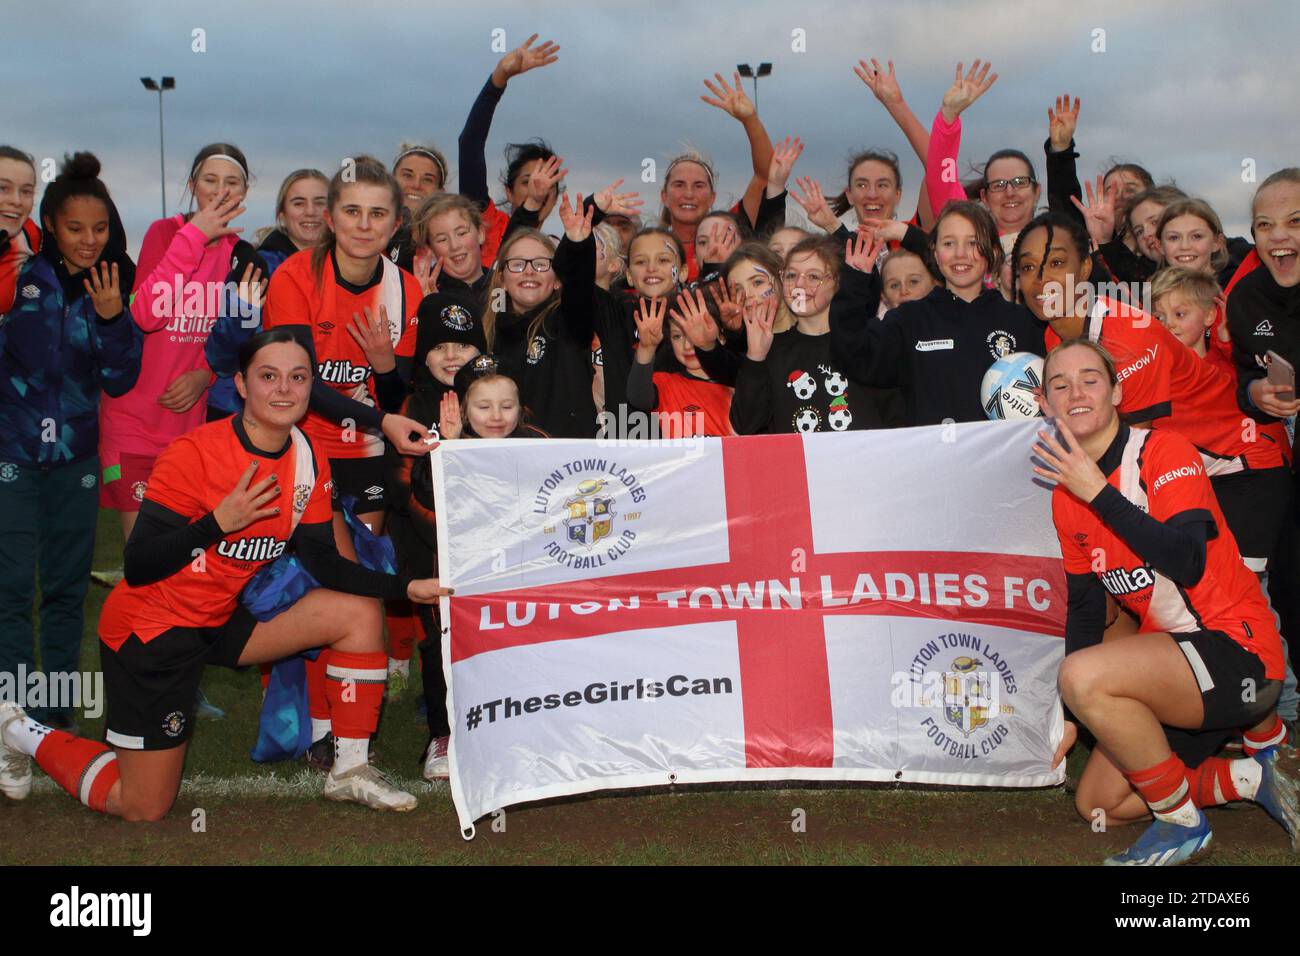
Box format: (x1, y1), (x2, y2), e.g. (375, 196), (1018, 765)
(433, 421), (1067, 837)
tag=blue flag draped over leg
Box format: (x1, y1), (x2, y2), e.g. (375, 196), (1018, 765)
(244, 497), (399, 763)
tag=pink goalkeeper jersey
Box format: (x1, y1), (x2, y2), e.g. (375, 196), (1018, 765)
(99, 216), (237, 458)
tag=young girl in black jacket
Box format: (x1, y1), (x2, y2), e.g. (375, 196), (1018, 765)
(481, 196), (598, 438)
(830, 201), (1045, 426)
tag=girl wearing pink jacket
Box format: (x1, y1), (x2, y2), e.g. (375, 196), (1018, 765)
(100, 143), (252, 539)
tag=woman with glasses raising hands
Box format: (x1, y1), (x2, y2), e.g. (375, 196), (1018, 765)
(924, 60), (1042, 260)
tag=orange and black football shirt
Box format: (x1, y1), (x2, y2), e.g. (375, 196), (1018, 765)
(265, 249), (422, 460)
(99, 417), (333, 649)
(1053, 426), (1283, 679)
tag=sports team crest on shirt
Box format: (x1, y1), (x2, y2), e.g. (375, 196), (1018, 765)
(442, 304), (473, 331)
(132, 481), (148, 503)
(526, 336), (547, 365)
(294, 483), (311, 514)
(987, 331), (1016, 359)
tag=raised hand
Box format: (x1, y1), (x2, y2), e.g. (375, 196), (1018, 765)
(346, 305), (397, 374)
(860, 218), (907, 244)
(698, 217), (740, 263)
(633, 296), (667, 355)
(525, 154), (568, 211)
(82, 261), (122, 319)
(593, 178), (645, 218)
(766, 136), (804, 196)
(1070, 175), (1118, 247)
(438, 390), (463, 440)
(558, 192), (595, 241)
(790, 176), (839, 232)
(844, 231), (884, 273)
(213, 461), (281, 534)
(701, 71), (757, 121)
(940, 59), (998, 123)
(494, 33), (560, 85)
(189, 189), (245, 243)
(669, 288), (719, 349)
(854, 58), (902, 107)
(708, 280), (746, 333)
(743, 292), (779, 362)
(413, 247), (443, 297)
(234, 261), (267, 311)
(1032, 418), (1109, 502)
(1048, 94), (1081, 152)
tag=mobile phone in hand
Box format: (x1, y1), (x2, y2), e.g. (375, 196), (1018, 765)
(1267, 350), (1296, 403)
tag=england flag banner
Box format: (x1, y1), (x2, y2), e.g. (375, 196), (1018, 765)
(433, 420), (1067, 837)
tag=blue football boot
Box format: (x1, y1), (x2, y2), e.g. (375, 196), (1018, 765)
(1251, 746), (1300, 850)
(1103, 809), (1212, 866)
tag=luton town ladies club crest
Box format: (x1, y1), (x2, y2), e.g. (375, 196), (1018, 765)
(563, 479), (616, 548)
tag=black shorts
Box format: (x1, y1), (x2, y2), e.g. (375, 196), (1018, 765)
(1212, 467), (1292, 568)
(100, 606), (258, 751)
(1164, 628), (1280, 767)
(329, 455), (386, 512)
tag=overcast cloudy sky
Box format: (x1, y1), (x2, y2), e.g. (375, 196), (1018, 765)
(5, 0), (1297, 256)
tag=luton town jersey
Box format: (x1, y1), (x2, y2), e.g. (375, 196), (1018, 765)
(1052, 425), (1283, 679)
(99, 418), (333, 648)
(1044, 297), (1284, 472)
(265, 250), (421, 460)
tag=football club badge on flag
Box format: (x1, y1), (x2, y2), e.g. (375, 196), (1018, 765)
(563, 479), (616, 548)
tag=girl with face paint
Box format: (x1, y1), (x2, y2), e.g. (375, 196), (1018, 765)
(728, 236), (903, 435)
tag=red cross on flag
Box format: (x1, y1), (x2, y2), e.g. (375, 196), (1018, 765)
(433, 421), (1067, 837)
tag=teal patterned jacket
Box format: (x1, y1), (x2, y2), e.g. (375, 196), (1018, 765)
(0, 251), (141, 469)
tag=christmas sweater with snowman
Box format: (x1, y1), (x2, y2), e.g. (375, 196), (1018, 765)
(730, 326), (904, 435)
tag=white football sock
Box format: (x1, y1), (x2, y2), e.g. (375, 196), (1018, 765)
(311, 718), (331, 744)
(1153, 798), (1201, 827)
(1233, 758), (1263, 801)
(2, 713), (53, 757)
(332, 735), (369, 774)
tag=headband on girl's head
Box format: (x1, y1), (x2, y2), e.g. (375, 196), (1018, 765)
(394, 147), (448, 185)
(665, 157), (715, 191)
(193, 153), (248, 182)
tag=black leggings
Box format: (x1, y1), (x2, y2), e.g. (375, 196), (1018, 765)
(417, 604), (451, 739)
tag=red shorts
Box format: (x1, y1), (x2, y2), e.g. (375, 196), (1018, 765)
(99, 452), (158, 512)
